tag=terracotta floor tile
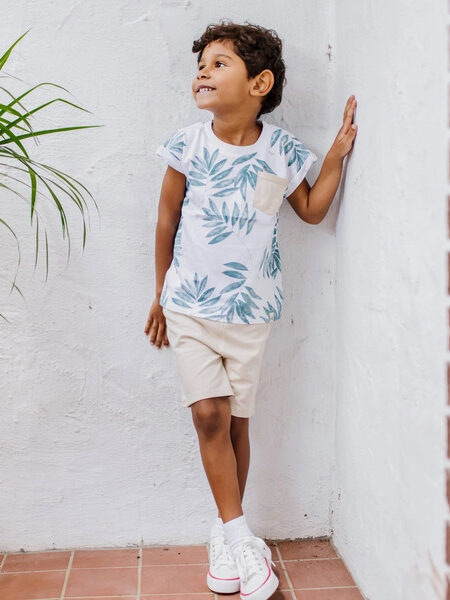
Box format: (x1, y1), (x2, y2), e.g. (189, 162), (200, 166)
(141, 595), (214, 599)
(285, 558), (356, 589)
(72, 548), (140, 568)
(2, 551), (71, 573)
(142, 545), (208, 565)
(65, 566), (137, 597)
(272, 561), (291, 591)
(141, 564), (211, 594)
(295, 589), (364, 599)
(0, 541), (364, 599)
(0, 570), (65, 600)
(276, 539), (337, 560)
(213, 592), (292, 600)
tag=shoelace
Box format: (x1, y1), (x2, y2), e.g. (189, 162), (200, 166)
(233, 537), (267, 585)
(210, 533), (234, 569)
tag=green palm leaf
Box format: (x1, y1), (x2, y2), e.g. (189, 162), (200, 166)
(0, 29), (101, 311)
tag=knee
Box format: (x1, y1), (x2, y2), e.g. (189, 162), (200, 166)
(191, 397), (229, 438)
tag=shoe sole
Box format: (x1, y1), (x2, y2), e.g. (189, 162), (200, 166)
(239, 567), (279, 600)
(207, 570), (240, 593)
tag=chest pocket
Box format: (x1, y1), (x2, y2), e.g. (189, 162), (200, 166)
(252, 171), (288, 216)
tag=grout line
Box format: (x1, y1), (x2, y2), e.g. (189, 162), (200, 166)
(0, 552), (7, 573)
(273, 544), (296, 599)
(132, 595), (213, 598)
(35, 596), (138, 599)
(0, 556), (344, 575)
(0, 565), (142, 574)
(2, 546), (141, 556)
(290, 585), (361, 591)
(136, 538), (143, 600)
(20, 597), (230, 600)
(59, 551), (74, 600)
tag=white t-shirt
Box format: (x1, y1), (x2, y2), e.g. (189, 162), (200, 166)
(155, 118), (317, 324)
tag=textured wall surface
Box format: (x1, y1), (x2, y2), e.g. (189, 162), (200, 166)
(0, 0), (336, 551)
(330, 2), (447, 599)
(0, 2), (446, 599)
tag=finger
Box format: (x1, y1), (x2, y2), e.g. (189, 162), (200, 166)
(144, 315), (153, 335)
(163, 334), (170, 346)
(149, 323), (159, 345)
(342, 112), (354, 133)
(346, 124), (358, 138)
(154, 324), (165, 348)
(343, 97), (353, 117)
(343, 108), (356, 133)
(344, 102), (356, 121)
(343, 97), (356, 120)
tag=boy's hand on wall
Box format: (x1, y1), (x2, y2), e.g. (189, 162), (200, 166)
(328, 95), (358, 161)
(144, 300), (170, 349)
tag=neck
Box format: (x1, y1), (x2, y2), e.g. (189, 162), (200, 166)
(210, 114), (262, 146)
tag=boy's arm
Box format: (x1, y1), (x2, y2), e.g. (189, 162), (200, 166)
(286, 95), (358, 225)
(154, 165), (186, 301)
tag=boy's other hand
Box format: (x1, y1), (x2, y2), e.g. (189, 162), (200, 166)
(144, 299), (170, 349)
(328, 95), (358, 161)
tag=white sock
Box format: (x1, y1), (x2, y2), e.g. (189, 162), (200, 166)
(210, 516), (224, 538)
(223, 514), (254, 550)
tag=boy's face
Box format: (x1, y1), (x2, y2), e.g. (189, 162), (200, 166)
(192, 39), (262, 116)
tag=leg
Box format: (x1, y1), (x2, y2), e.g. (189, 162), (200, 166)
(216, 416), (250, 518)
(191, 396), (243, 523)
(230, 416), (250, 500)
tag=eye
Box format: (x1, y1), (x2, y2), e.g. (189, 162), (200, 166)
(198, 61), (226, 71)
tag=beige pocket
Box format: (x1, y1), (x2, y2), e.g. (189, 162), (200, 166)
(252, 171), (288, 216)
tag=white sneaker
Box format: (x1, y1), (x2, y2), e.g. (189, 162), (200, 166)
(231, 536), (279, 600)
(206, 530), (240, 593)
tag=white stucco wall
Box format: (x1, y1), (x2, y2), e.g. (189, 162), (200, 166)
(330, 2), (447, 600)
(0, 0), (335, 551)
(0, 2), (446, 599)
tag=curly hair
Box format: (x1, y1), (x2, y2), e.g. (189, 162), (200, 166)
(192, 20), (286, 118)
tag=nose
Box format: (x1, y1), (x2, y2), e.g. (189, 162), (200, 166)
(197, 66), (210, 79)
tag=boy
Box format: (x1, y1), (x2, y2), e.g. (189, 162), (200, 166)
(144, 20), (357, 600)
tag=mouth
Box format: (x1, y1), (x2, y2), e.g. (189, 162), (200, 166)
(196, 85), (216, 94)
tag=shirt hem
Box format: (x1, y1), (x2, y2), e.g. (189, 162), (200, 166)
(284, 151), (318, 198)
(161, 301), (280, 325)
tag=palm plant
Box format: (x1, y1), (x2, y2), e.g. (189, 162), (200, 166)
(0, 29), (101, 322)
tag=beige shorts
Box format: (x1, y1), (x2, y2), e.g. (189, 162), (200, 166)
(162, 307), (272, 418)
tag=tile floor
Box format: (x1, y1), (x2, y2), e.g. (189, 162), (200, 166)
(0, 538), (365, 600)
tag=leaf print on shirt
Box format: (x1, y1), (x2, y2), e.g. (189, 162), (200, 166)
(163, 131), (186, 161)
(233, 155), (277, 201)
(270, 129), (311, 170)
(260, 285), (283, 322)
(259, 223), (280, 278)
(201, 198), (257, 244)
(189, 147), (236, 194)
(171, 272), (222, 312)
(203, 262), (262, 324)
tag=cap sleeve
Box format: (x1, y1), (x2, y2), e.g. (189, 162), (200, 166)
(156, 127), (188, 176)
(276, 131), (317, 198)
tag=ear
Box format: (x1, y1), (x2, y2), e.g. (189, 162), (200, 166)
(250, 69), (274, 98)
